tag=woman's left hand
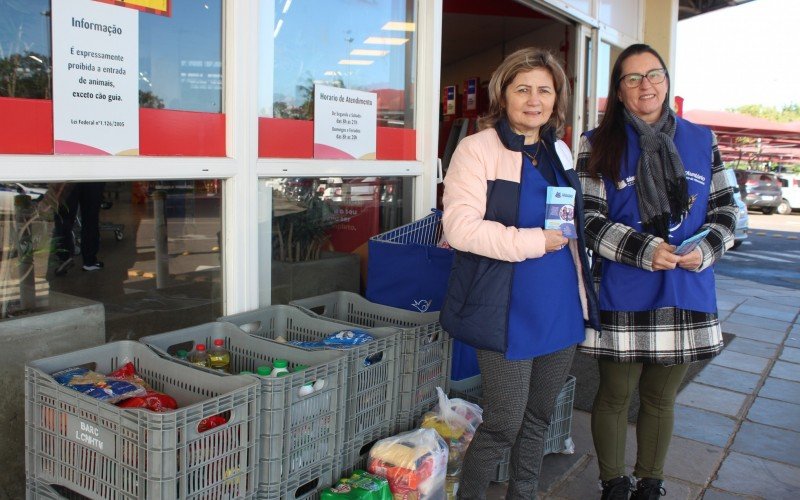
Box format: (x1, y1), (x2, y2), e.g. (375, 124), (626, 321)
(677, 248), (702, 271)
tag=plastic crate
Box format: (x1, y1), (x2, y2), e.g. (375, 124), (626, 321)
(140, 322), (347, 499)
(290, 291), (453, 432)
(25, 341), (260, 500)
(219, 305), (401, 462)
(448, 375), (577, 483)
(26, 479), (90, 500)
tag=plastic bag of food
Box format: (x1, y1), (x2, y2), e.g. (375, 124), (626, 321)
(367, 428), (448, 499)
(321, 470), (393, 500)
(109, 361), (179, 412)
(420, 387), (483, 475)
(52, 365), (147, 404)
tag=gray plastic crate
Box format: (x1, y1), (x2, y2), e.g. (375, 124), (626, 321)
(26, 479), (90, 500)
(141, 321), (346, 499)
(337, 425), (393, 478)
(449, 374), (576, 483)
(219, 305), (401, 465)
(25, 341), (260, 500)
(290, 291), (453, 432)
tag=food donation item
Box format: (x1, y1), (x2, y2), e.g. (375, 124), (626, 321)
(367, 428), (448, 499)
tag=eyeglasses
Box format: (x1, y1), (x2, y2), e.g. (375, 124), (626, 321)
(619, 68), (667, 88)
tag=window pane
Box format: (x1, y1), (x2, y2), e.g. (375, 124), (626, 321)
(0, 0), (223, 111)
(260, 0), (416, 128)
(0, 179), (223, 338)
(260, 176), (412, 305)
(0, 0), (52, 99)
(139, 0), (223, 112)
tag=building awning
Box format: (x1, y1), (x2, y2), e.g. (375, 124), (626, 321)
(678, 0), (755, 20)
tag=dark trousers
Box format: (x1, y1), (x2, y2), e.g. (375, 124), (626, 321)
(592, 359), (689, 481)
(53, 182), (105, 265)
(458, 345), (576, 499)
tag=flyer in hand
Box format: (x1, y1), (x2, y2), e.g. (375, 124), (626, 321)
(673, 228), (711, 255)
(545, 186), (577, 238)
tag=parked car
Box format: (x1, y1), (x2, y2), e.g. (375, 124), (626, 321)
(724, 169), (749, 249)
(733, 169), (782, 214)
(777, 173), (800, 215)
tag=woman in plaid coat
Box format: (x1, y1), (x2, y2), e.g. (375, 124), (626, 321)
(577, 44), (737, 499)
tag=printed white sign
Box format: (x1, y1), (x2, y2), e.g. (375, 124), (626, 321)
(52, 0), (139, 155)
(314, 85), (377, 160)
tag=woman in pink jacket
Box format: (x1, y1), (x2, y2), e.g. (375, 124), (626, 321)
(440, 47), (600, 499)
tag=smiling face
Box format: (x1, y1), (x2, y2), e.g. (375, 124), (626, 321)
(617, 52), (668, 124)
(502, 68), (556, 144)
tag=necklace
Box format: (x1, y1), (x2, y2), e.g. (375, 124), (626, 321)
(522, 141), (541, 166)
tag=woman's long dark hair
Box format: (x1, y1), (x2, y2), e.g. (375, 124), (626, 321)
(588, 44), (670, 181)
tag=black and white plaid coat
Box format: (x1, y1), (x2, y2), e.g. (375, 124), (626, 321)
(577, 132), (738, 365)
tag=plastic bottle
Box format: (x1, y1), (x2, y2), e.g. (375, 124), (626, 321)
(208, 338), (232, 373)
(271, 359), (289, 377)
(187, 344), (209, 367)
(293, 364), (315, 396)
(256, 365), (272, 377)
(175, 349), (188, 361)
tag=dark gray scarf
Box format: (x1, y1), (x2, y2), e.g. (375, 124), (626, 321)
(624, 102), (689, 240)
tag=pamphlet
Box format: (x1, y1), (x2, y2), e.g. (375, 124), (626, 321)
(673, 228), (711, 255)
(545, 186), (577, 238)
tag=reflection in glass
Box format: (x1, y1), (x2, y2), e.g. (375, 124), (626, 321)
(0, 179), (222, 340)
(0, 0), (223, 112)
(262, 176), (411, 304)
(0, 0), (52, 99)
(260, 0), (416, 128)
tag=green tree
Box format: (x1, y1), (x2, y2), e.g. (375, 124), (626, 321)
(0, 51), (51, 99)
(730, 104), (800, 122)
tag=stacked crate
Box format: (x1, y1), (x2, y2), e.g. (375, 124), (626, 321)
(25, 341), (260, 499)
(291, 291), (452, 433)
(219, 305), (401, 477)
(141, 321), (347, 499)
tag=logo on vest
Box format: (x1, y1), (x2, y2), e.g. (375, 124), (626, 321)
(685, 171), (706, 186)
(616, 176), (635, 190)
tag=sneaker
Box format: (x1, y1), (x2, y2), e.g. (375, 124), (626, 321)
(55, 257), (74, 276)
(82, 261), (104, 271)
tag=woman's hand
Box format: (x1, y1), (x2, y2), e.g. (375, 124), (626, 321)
(652, 242), (681, 270)
(543, 229), (568, 253)
(677, 248), (703, 271)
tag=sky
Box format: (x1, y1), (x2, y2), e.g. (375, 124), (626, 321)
(675, 0), (800, 112)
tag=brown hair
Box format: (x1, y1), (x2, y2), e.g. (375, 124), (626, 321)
(587, 43), (670, 181)
(477, 47), (570, 138)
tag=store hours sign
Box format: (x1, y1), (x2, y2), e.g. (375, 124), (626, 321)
(314, 85), (377, 160)
(52, 0), (139, 155)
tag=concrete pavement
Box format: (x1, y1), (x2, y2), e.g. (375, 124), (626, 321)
(486, 274), (800, 499)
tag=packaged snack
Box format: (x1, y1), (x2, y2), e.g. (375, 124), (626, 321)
(321, 470), (393, 500)
(420, 387), (483, 475)
(367, 428), (448, 499)
(117, 390), (178, 412)
(52, 365), (146, 403)
(289, 329), (374, 350)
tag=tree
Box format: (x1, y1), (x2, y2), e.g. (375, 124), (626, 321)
(0, 51), (51, 99)
(139, 90), (165, 109)
(730, 104), (800, 123)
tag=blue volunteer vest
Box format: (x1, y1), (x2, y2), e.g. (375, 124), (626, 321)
(598, 118), (718, 313)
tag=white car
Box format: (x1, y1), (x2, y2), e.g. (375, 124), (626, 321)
(777, 174), (800, 215)
(723, 169), (749, 249)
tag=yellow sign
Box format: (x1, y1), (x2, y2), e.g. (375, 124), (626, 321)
(94, 0), (171, 17)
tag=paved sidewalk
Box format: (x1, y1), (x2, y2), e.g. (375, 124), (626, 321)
(485, 275), (800, 499)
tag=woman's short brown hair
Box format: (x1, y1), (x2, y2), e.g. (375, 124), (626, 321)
(477, 47), (570, 138)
